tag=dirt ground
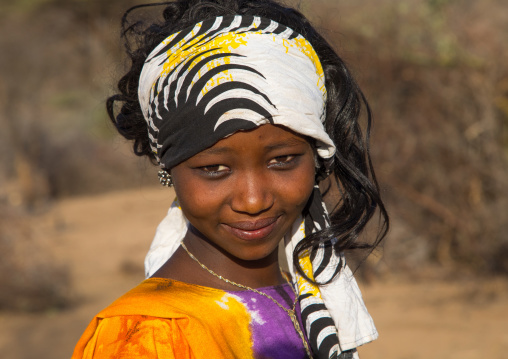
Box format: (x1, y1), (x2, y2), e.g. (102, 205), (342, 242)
(1, 187), (507, 359)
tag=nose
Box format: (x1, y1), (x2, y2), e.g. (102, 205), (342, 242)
(230, 172), (274, 215)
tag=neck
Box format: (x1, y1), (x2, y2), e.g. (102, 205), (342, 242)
(152, 226), (285, 290)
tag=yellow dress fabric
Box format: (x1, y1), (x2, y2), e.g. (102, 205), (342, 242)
(72, 278), (254, 359)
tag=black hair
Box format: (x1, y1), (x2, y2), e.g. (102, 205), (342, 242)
(107, 0), (389, 284)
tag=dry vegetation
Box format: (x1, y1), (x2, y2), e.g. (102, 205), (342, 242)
(0, 0), (507, 311)
(329, 0), (508, 275)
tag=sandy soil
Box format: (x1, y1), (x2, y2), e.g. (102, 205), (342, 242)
(1, 187), (507, 359)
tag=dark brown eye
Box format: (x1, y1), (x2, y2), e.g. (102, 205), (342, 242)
(202, 165), (228, 172)
(199, 164), (230, 177)
(268, 155), (296, 166)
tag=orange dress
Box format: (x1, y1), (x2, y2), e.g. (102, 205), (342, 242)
(72, 278), (308, 359)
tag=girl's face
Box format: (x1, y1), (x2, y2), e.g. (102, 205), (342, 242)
(171, 124), (316, 262)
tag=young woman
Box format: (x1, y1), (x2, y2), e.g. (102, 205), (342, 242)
(72, 1), (388, 358)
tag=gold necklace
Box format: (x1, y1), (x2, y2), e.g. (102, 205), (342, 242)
(180, 242), (311, 358)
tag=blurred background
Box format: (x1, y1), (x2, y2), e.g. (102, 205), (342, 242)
(0, 0), (507, 358)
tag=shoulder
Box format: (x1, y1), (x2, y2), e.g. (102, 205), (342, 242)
(75, 314), (190, 359)
(96, 278), (235, 319)
(72, 278), (253, 359)
(71, 279), (201, 359)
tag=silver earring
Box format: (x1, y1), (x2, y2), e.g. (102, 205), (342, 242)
(158, 169), (173, 187)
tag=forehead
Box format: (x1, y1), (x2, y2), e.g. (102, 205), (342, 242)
(194, 124), (312, 157)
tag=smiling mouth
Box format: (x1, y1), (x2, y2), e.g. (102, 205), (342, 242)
(222, 216), (281, 241)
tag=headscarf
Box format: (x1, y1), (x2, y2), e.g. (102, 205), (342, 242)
(139, 15), (377, 358)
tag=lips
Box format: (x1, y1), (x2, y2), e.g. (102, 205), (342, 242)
(222, 216), (281, 241)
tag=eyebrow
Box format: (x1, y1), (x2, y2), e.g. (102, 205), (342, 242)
(264, 137), (309, 151)
(196, 137), (309, 157)
(196, 147), (234, 156)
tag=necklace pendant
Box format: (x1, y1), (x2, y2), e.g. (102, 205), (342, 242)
(289, 311), (311, 357)
(291, 313), (303, 339)
(289, 312), (299, 327)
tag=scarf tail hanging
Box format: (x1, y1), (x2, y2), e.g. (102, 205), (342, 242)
(284, 186), (378, 357)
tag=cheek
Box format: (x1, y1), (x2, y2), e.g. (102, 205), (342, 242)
(172, 172), (223, 223)
(276, 159), (316, 211)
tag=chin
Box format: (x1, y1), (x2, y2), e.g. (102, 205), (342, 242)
(225, 242), (281, 263)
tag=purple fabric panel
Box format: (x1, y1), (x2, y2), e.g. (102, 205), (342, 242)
(228, 284), (308, 359)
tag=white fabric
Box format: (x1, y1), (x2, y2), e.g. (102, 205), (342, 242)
(144, 203), (187, 277)
(138, 16), (336, 164)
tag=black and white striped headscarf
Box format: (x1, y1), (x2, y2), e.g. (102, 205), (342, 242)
(139, 15), (377, 358)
